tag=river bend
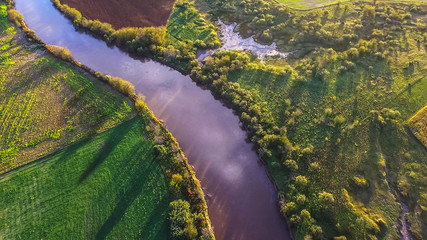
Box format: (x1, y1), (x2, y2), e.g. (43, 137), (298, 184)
(15, 0), (291, 239)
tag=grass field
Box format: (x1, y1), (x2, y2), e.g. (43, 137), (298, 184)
(0, 117), (171, 240)
(0, 3), (134, 173)
(166, 2), (220, 48)
(277, 0), (345, 9)
(409, 105), (427, 147)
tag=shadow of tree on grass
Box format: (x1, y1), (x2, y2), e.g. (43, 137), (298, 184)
(79, 119), (136, 183)
(95, 158), (160, 240)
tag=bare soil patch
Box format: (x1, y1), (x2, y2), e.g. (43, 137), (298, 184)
(60, 0), (175, 29)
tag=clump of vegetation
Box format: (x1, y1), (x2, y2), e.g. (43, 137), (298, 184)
(107, 76), (136, 97)
(409, 105), (427, 147)
(169, 200), (198, 239)
(6, 8), (22, 26)
(46, 45), (74, 62)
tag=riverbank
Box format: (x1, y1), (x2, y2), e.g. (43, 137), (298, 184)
(1, 1), (215, 239)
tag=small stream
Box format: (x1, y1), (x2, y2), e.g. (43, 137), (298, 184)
(198, 19), (289, 62)
(14, 0), (292, 239)
(397, 193), (414, 240)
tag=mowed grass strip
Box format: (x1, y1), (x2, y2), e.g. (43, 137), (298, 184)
(0, 3), (134, 173)
(0, 117), (170, 240)
(409, 105), (427, 147)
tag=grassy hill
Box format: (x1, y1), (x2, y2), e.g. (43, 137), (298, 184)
(0, 3), (134, 173)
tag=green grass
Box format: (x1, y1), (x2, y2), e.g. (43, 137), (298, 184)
(277, 0), (346, 9)
(0, 117), (170, 240)
(0, 3), (134, 173)
(166, 2), (220, 48)
(0, 4), (9, 30)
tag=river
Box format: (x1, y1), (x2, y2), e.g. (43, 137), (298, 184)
(14, 0), (291, 239)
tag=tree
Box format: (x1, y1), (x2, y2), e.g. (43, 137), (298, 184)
(285, 159), (299, 171)
(296, 175), (308, 189)
(318, 191), (335, 209)
(169, 200), (197, 239)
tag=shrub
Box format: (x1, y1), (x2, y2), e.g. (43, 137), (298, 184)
(318, 191), (334, 205)
(7, 9), (23, 27)
(324, 108), (333, 116)
(285, 159), (298, 171)
(46, 45), (74, 62)
(169, 200), (197, 239)
(334, 115), (346, 126)
(281, 201), (297, 214)
(169, 200), (192, 238)
(353, 175), (369, 188)
(296, 194), (306, 205)
(86, 20), (114, 36)
(362, 5), (376, 19)
(296, 175), (308, 188)
(108, 76), (135, 97)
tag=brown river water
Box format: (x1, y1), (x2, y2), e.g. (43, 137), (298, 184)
(15, 0), (292, 239)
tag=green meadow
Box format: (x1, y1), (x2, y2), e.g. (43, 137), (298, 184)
(0, 117), (170, 240)
(0, 3), (133, 173)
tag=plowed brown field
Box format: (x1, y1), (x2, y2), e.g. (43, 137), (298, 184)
(60, 0), (175, 29)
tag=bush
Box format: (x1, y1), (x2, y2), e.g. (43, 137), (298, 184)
(46, 45), (74, 62)
(169, 200), (197, 239)
(285, 159), (298, 171)
(296, 175), (308, 188)
(333, 115), (346, 126)
(7, 9), (23, 27)
(353, 175), (368, 188)
(281, 201), (297, 214)
(296, 194), (306, 205)
(108, 76), (135, 97)
(318, 191), (334, 206)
